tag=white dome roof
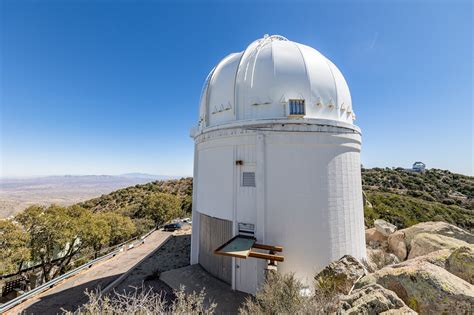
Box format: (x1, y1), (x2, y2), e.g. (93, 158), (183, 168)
(198, 35), (355, 129)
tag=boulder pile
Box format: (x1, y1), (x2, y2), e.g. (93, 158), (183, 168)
(356, 220), (474, 314)
(317, 221), (474, 314)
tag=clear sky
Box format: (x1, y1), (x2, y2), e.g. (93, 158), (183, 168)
(1, 0), (472, 177)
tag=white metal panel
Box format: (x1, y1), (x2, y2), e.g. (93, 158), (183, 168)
(235, 256), (258, 294)
(297, 43), (339, 122)
(326, 60), (353, 123)
(236, 164), (257, 224)
(239, 43), (284, 120)
(196, 146), (234, 220)
(235, 161), (258, 294)
(208, 53), (242, 126)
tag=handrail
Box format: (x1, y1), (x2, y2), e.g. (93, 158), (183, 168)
(0, 227), (159, 314)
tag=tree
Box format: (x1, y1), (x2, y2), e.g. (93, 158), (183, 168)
(96, 212), (136, 245)
(131, 217), (156, 237)
(141, 192), (183, 225)
(16, 205), (75, 281)
(180, 195), (193, 214)
(0, 219), (30, 275)
(82, 214), (111, 259)
(15, 205), (109, 281)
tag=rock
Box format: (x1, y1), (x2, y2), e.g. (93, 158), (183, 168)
(366, 228), (388, 249)
(367, 249), (400, 270)
(380, 306), (419, 314)
(402, 222), (473, 247)
(395, 249), (453, 269)
(388, 222), (473, 261)
(356, 260), (474, 314)
(339, 284), (417, 315)
(314, 255), (366, 295)
(388, 231), (408, 261)
(408, 233), (469, 259)
(446, 245), (474, 284)
(395, 246), (474, 284)
(375, 219), (397, 237)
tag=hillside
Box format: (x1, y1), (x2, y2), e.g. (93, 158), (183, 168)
(79, 169), (473, 232)
(0, 175), (175, 218)
(81, 177), (192, 213)
(362, 168), (473, 231)
(80, 177), (193, 233)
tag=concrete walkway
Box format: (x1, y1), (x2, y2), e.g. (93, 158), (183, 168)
(10, 230), (172, 315)
(160, 264), (249, 314)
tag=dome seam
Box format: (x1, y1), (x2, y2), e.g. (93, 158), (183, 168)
(325, 59), (339, 118)
(294, 43), (312, 107)
(232, 51), (245, 119)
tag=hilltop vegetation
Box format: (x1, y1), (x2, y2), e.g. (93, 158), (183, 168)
(362, 168), (473, 231)
(0, 178), (192, 277)
(2, 171), (473, 278)
(80, 177), (192, 234)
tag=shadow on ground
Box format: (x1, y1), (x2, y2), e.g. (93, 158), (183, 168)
(22, 275), (119, 315)
(21, 234), (246, 314)
(20, 234), (189, 314)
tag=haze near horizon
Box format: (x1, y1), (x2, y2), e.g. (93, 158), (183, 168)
(1, 0), (472, 177)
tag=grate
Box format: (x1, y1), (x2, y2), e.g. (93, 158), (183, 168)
(242, 172), (256, 187)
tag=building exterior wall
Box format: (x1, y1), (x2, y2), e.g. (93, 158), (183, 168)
(263, 133), (365, 283)
(191, 122), (366, 292)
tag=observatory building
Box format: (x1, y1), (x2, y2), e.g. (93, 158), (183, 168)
(190, 35), (366, 294)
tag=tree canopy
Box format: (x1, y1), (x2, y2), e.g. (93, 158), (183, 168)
(0, 219), (30, 274)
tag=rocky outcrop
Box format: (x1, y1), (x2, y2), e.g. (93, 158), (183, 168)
(446, 246), (474, 284)
(388, 231), (408, 261)
(367, 248), (400, 271)
(314, 255), (366, 295)
(402, 221), (473, 247)
(375, 219), (397, 237)
(339, 284), (416, 315)
(380, 306), (419, 314)
(387, 222), (473, 261)
(407, 233), (469, 259)
(395, 249), (452, 269)
(393, 245), (474, 284)
(356, 260), (474, 314)
(366, 228), (388, 249)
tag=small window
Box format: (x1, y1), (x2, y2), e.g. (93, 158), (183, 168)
(242, 172), (256, 187)
(289, 99), (305, 116)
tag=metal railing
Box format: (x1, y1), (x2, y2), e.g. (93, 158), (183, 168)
(0, 227), (158, 314)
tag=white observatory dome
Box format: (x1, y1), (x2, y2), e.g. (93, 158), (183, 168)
(191, 35), (365, 295)
(199, 34), (354, 129)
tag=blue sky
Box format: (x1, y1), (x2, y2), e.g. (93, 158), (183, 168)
(1, 0), (472, 177)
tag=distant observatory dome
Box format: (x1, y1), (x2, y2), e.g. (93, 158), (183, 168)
(199, 34), (354, 129)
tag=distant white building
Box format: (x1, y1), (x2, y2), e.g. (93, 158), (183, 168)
(190, 35), (366, 294)
(412, 162), (426, 173)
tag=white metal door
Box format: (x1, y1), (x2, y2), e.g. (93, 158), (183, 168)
(235, 165), (258, 294)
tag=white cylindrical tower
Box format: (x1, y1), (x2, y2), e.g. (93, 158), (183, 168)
(190, 35), (365, 294)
